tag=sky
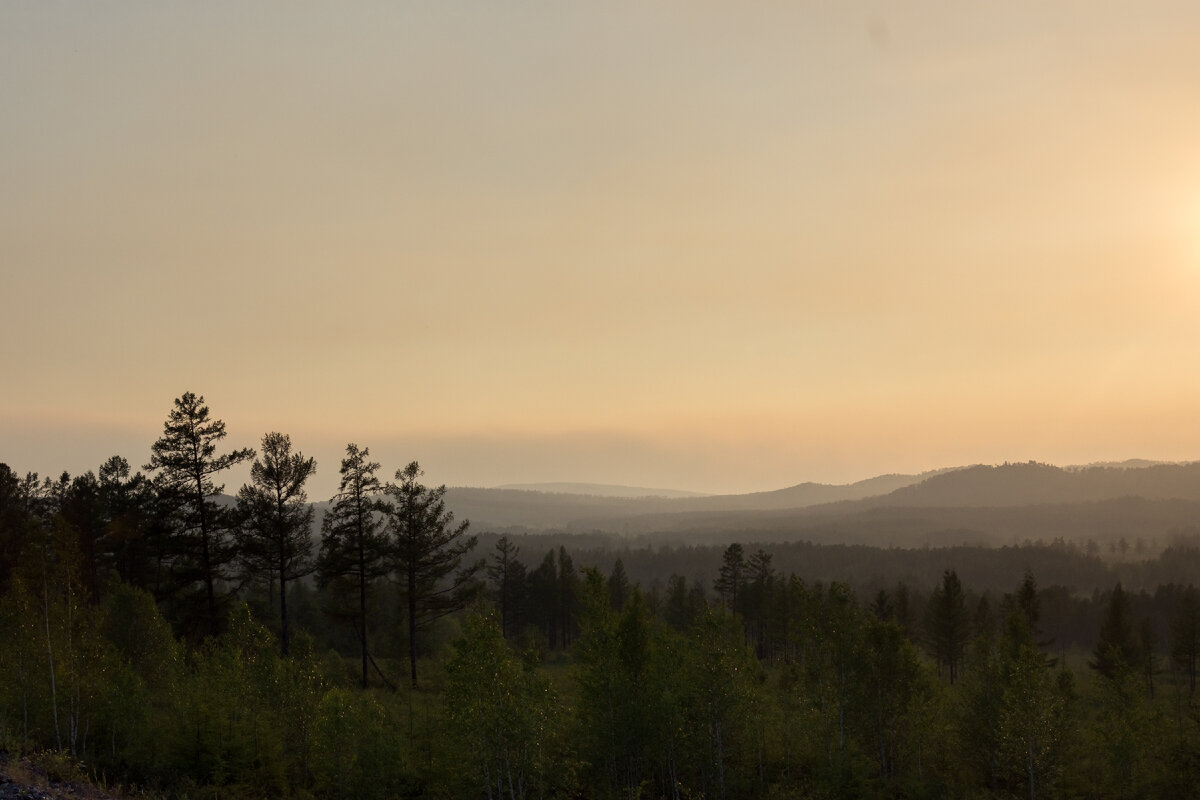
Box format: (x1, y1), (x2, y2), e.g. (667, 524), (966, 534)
(4, 2), (1200, 498)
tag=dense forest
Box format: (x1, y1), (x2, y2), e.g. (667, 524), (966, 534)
(4, 393), (1200, 799)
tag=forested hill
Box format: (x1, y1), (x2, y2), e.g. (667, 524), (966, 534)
(862, 460), (1200, 508)
(494, 482), (710, 498)
(441, 461), (1200, 548)
(442, 471), (939, 529)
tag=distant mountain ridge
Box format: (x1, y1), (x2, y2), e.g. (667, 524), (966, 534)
(442, 470), (948, 529)
(438, 460), (1200, 545)
(863, 460), (1200, 509)
(494, 482), (710, 499)
(300, 458), (1200, 548)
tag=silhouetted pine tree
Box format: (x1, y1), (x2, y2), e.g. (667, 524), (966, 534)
(145, 392), (254, 636)
(316, 443), (389, 688)
(235, 432), (317, 656)
(384, 461), (483, 687)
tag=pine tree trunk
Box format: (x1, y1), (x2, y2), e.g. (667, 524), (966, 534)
(359, 506), (368, 689)
(408, 562), (418, 687)
(196, 473), (218, 636)
(43, 567), (61, 751)
(279, 562), (289, 656)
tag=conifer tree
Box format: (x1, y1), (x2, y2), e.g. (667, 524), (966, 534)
(558, 546), (579, 647)
(607, 557), (630, 613)
(316, 444), (389, 688)
(235, 432), (317, 656)
(1090, 582), (1140, 679)
(664, 574), (694, 631)
(1170, 585), (1200, 694)
(714, 542), (745, 612)
(527, 550), (559, 648)
(96, 456), (155, 592)
(487, 536), (526, 639)
(384, 461), (482, 687)
(0, 464), (37, 595)
(925, 569), (969, 683)
(145, 392), (254, 636)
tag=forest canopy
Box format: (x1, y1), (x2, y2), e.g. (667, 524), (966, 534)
(2, 393), (1200, 798)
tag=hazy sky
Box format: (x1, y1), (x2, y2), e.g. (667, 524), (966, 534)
(5, 2), (1200, 497)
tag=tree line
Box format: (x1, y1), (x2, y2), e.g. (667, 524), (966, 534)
(1, 392), (480, 689)
(4, 392), (1200, 797)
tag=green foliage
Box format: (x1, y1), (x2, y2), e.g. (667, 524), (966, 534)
(679, 608), (762, 799)
(159, 605), (326, 795)
(714, 542), (745, 612)
(0, 576), (44, 750)
(27, 748), (87, 783)
(488, 536), (528, 640)
(15, 448), (1200, 800)
(310, 688), (411, 799)
(1171, 585), (1200, 693)
(958, 612), (1072, 798)
(443, 610), (561, 799)
(925, 569), (969, 684)
(1090, 582), (1140, 681)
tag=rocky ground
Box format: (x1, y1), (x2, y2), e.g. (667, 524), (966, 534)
(0, 755), (119, 800)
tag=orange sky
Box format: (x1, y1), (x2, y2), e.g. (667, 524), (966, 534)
(4, 3), (1200, 496)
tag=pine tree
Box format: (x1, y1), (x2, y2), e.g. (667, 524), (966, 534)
(745, 549), (774, 657)
(664, 574), (693, 632)
(0, 464), (39, 595)
(558, 547), (579, 648)
(527, 551), (560, 648)
(384, 461), (483, 687)
(96, 456), (155, 592)
(1090, 582), (1140, 680)
(607, 557), (631, 613)
(145, 392), (254, 636)
(316, 444), (389, 688)
(714, 543), (745, 613)
(925, 569), (969, 683)
(487, 536), (527, 639)
(235, 432), (317, 656)
(1170, 585), (1200, 694)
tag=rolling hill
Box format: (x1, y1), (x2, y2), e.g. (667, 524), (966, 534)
(437, 460), (1200, 549)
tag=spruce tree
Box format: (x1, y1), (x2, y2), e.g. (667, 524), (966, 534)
(1090, 582), (1140, 679)
(925, 569), (969, 683)
(607, 557), (630, 613)
(527, 550), (560, 648)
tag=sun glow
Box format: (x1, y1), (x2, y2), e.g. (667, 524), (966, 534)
(1185, 186), (1200, 272)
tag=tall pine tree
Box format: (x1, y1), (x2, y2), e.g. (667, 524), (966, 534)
(316, 443), (389, 688)
(145, 392), (253, 636)
(384, 461), (482, 687)
(235, 432), (317, 656)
